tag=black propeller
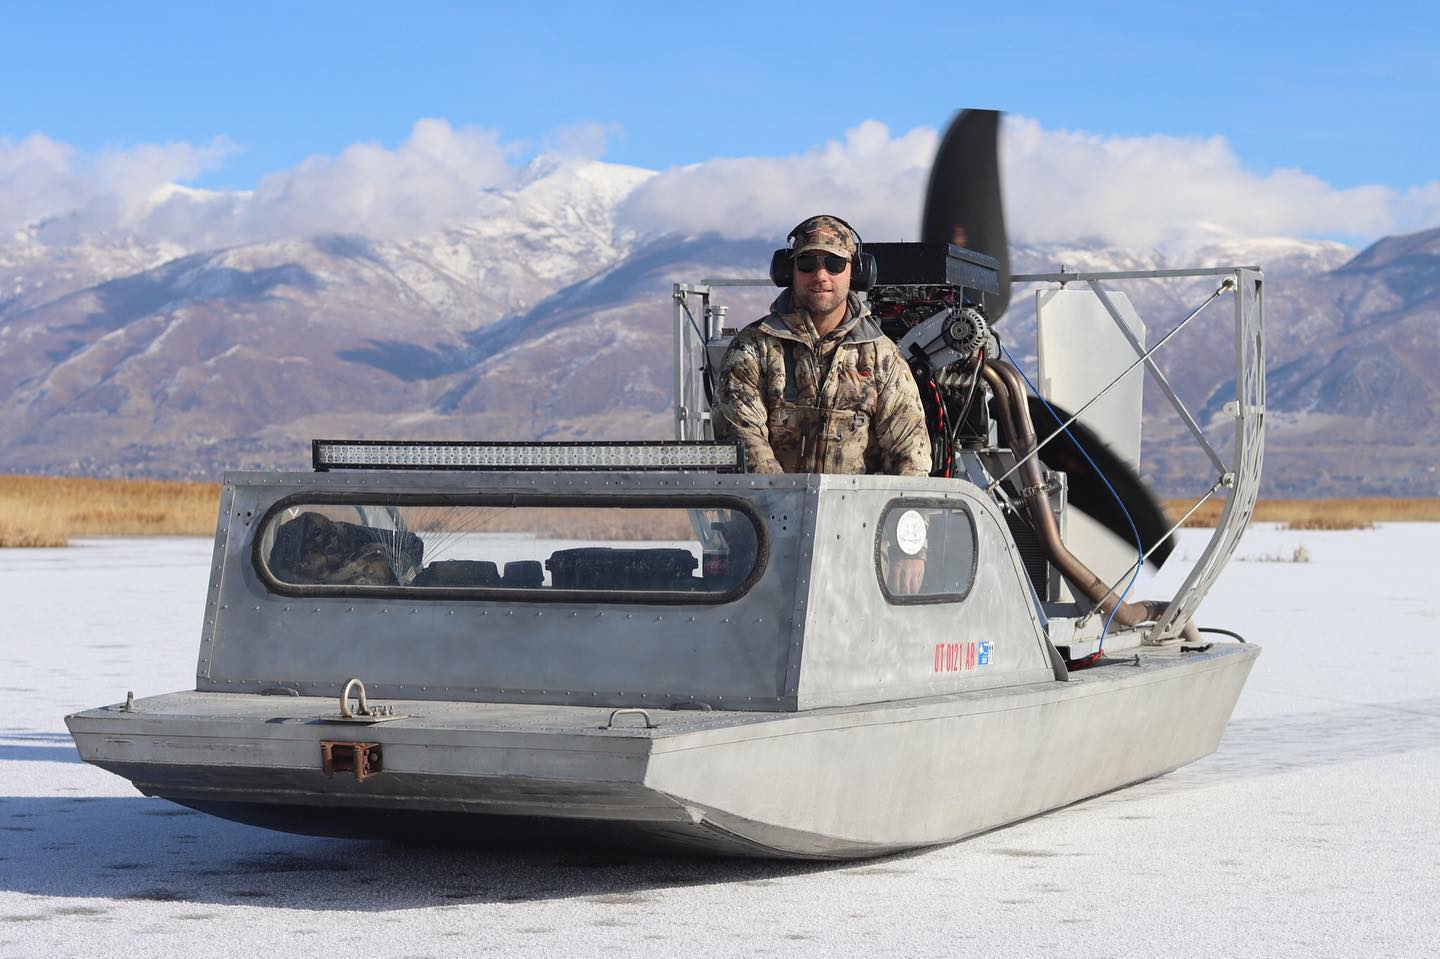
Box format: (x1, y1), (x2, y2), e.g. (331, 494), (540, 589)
(924, 109), (1173, 568)
(1025, 397), (1175, 568)
(921, 109), (1011, 320)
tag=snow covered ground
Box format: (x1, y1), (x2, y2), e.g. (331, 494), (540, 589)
(1, 526), (1436, 958)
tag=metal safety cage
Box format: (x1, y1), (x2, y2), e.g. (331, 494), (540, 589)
(1147, 268), (1264, 641)
(674, 266), (1267, 646)
(673, 281), (765, 442)
(313, 439), (746, 473)
(1005, 266), (1266, 644)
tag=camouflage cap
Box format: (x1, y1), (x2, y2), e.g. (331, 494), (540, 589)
(790, 215), (858, 258)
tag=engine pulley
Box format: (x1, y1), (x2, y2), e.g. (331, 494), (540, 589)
(943, 306), (988, 355)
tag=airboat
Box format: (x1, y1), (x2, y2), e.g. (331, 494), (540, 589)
(67, 112), (1263, 859)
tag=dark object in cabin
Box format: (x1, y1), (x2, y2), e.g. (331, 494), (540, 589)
(547, 547), (699, 590)
(268, 511), (423, 586)
(502, 560), (546, 588)
(412, 560), (502, 587)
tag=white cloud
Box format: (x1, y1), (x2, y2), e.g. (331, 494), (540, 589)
(4, 116), (1438, 256)
(541, 121), (621, 161)
(0, 133), (234, 242)
(229, 119), (518, 244)
(617, 117), (1440, 253)
(999, 117), (1440, 250)
(616, 120), (937, 244)
(2, 120), (522, 250)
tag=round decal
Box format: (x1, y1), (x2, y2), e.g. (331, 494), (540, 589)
(895, 509), (926, 556)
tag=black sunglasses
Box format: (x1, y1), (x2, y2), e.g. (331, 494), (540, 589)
(794, 253), (850, 274)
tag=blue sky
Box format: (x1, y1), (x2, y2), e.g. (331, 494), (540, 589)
(5, 0), (1435, 193)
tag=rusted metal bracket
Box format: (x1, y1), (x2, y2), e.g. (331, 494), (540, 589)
(320, 741), (383, 782)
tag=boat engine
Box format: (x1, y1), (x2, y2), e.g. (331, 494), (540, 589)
(865, 242), (1004, 476)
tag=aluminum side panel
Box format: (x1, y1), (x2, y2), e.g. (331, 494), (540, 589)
(203, 472), (811, 710)
(795, 477), (1053, 710)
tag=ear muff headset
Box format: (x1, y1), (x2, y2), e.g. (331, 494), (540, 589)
(769, 215), (877, 291)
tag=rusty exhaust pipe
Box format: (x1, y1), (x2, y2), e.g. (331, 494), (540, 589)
(982, 359), (1168, 630)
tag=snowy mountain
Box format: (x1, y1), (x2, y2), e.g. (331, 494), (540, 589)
(1, 158), (1436, 497)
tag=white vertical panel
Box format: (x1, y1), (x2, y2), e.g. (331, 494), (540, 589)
(1036, 288), (1146, 468)
(1036, 289), (1148, 588)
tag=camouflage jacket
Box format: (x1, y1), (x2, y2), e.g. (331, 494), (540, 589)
(713, 291), (932, 476)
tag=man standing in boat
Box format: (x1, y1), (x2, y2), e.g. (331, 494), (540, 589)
(712, 214), (931, 591)
(712, 215), (931, 476)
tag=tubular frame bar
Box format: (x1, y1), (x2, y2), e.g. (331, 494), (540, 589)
(1083, 479), (1225, 620)
(983, 282), (1229, 494)
(1146, 269), (1265, 643)
(1088, 280), (1230, 475)
(1014, 267), (1261, 282)
(673, 283), (714, 441)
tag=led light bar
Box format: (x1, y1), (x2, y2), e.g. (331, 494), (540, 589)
(312, 440), (745, 472)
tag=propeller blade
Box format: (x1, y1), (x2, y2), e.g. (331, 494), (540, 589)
(1026, 396), (1175, 569)
(922, 109), (1011, 319)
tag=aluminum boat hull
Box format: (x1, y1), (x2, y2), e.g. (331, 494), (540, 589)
(68, 642), (1257, 859)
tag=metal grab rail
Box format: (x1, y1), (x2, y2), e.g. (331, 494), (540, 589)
(606, 708), (658, 730)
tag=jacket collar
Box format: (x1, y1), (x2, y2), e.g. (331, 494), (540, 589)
(758, 290), (884, 346)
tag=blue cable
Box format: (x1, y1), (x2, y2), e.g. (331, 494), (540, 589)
(998, 345), (1144, 651)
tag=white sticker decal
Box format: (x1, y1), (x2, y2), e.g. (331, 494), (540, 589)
(895, 509), (926, 556)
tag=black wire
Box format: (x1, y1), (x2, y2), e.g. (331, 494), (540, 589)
(1197, 627), (1248, 644)
(947, 347), (985, 453)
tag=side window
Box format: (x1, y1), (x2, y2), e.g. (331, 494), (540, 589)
(254, 498), (764, 603)
(875, 499), (977, 604)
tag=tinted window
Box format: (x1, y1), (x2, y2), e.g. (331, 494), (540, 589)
(256, 499), (762, 602)
(875, 499), (977, 604)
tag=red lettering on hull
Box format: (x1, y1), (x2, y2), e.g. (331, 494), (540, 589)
(933, 641), (987, 673)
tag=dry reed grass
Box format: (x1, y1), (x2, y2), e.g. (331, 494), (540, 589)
(0, 474), (221, 548)
(6, 474), (1436, 547)
(1165, 497), (1440, 530)
(1238, 545), (1312, 563)
(309, 504), (697, 541)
